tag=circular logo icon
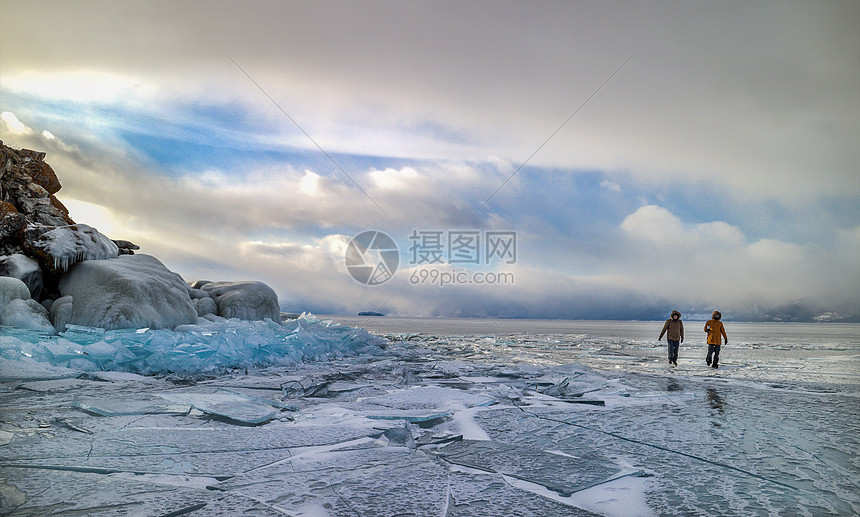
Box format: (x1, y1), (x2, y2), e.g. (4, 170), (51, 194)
(344, 230), (399, 285)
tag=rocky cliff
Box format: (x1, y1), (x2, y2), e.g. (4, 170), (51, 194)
(0, 141), (281, 332)
(1, 140), (75, 252)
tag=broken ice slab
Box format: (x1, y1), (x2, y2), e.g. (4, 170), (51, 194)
(360, 386), (495, 410)
(531, 384), (606, 406)
(0, 354), (82, 382)
(219, 388), (298, 411)
(54, 418), (93, 434)
(0, 429), (14, 445)
(445, 467), (596, 517)
(280, 377), (367, 398)
(3, 314), (387, 379)
(64, 324), (106, 335)
(281, 377), (333, 398)
(72, 398), (190, 417)
(16, 378), (90, 392)
(436, 439), (623, 497)
(77, 371), (154, 383)
(415, 432), (464, 447)
(158, 390), (287, 425)
(366, 409), (454, 423)
(57, 324), (109, 346)
(561, 399), (605, 406)
(213, 442), (451, 516)
(378, 423), (417, 448)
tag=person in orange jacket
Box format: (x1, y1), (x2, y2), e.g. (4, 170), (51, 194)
(658, 310), (684, 366)
(704, 310), (728, 368)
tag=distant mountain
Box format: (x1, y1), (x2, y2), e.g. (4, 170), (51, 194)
(748, 301), (859, 323)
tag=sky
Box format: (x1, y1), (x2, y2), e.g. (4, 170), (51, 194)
(1, 0), (858, 321)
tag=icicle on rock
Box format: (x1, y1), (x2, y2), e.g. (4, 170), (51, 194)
(30, 224), (119, 271)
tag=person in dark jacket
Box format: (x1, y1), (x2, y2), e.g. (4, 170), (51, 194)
(704, 310), (728, 368)
(658, 310), (684, 366)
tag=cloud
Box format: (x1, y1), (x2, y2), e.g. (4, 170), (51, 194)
(621, 206), (745, 248)
(5, 109), (857, 319)
(2, 1), (858, 200)
(1, 111), (28, 133)
(615, 205), (857, 311)
(620, 205), (684, 243)
(2, 0), (859, 322)
(600, 180), (621, 192)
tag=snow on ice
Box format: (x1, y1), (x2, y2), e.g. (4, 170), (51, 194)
(0, 320), (664, 516)
(0, 321), (857, 516)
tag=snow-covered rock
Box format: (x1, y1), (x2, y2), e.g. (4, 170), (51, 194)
(200, 281), (280, 321)
(189, 288), (210, 299)
(1, 298), (56, 334)
(55, 254), (197, 331)
(0, 276), (31, 312)
(194, 296), (218, 317)
(30, 223), (119, 271)
(0, 254), (43, 299)
(49, 295), (73, 332)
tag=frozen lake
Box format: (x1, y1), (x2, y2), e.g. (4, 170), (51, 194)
(1, 316), (858, 515)
(330, 317), (860, 386)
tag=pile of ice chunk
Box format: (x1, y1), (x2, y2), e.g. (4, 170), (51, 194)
(0, 314), (386, 380)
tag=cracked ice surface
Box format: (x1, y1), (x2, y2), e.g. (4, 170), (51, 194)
(1, 319), (859, 516)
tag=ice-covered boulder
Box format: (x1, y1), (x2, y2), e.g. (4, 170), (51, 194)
(0, 276), (30, 312)
(49, 295), (73, 332)
(30, 223), (119, 271)
(55, 254), (197, 331)
(200, 281), (279, 321)
(0, 253), (44, 299)
(194, 296), (218, 317)
(189, 288), (210, 299)
(1, 298), (56, 334)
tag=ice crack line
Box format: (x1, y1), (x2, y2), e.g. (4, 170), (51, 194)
(512, 402), (799, 491)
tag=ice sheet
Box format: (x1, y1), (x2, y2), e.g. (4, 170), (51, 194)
(1, 320), (857, 516)
(158, 391), (283, 426)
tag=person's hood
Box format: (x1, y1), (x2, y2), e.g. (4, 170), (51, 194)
(712, 310), (722, 320)
(671, 310), (681, 318)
